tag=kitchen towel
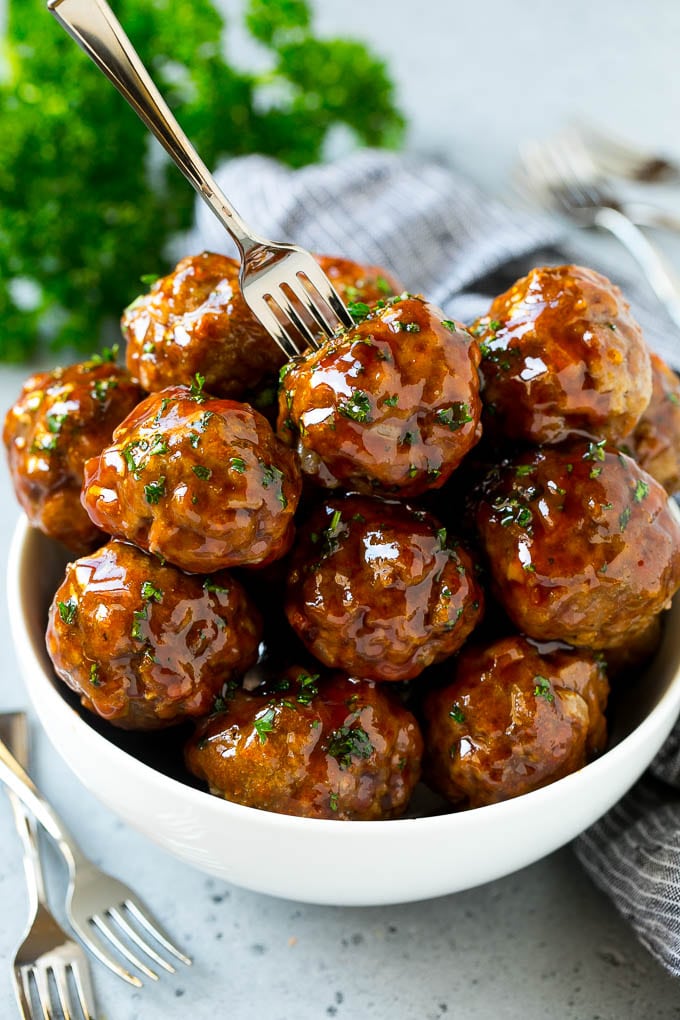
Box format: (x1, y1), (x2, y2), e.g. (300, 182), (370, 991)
(191, 148), (680, 977)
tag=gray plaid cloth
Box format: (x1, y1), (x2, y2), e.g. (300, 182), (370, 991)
(190, 149), (680, 977)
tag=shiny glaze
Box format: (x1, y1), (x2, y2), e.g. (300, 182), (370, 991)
(285, 494), (484, 681)
(3, 359), (144, 553)
(472, 265), (652, 444)
(476, 443), (680, 648)
(424, 635), (608, 808)
(123, 252), (401, 400)
(624, 351), (680, 495)
(185, 669), (422, 820)
(46, 539), (261, 729)
(82, 385), (302, 572)
(278, 295), (482, 496)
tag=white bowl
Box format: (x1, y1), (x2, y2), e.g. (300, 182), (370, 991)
(8, 515), (680, 906)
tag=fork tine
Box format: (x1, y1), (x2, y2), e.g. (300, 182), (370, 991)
(91, 913), (159, 981)
(51, 965), (73, 1020)
(296, 262), (354, 332)
(69, 962), (96, 1020)
(32, 966), (54, 1020)
(247, 299), (305, 359)
(70, 918), (143, 987)
(125, 896), (193, 966)
(287, 275), (342, 339)
(109, 906), (176, 973)
(12, 969), (32, 1020)
(269, 289), (321, 351)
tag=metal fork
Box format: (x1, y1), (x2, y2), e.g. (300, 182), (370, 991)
(3, 713), (96, 1020)
(574, 121), (680, 185)
(0, 733), (192, 990)
(519, 135), (680, 332)
(47, 0), (354, 360)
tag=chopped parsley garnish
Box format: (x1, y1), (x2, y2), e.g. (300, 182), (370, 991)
(142, 341), (155, 354)
(436, 402), (473, 432)
(131, 606), (148, 640)
(296, 672), (320, 706)
(606, 322), (617, 331)
(122, 438), (149, 477)
(141, 580), (163, 602)
(448, 703), (465, 724)
(253, 706), (276, 743)
(326, 724), (373, 769)
(619, 506), (632, 531)
(89, 662), (101, 687)
(515, 464), (534, 477)
(89, 344), (119, 365)
(384, 394), (399, 407)
(533, 675), (554, 703)
(140, 273), (160, 286)
(347, 300), (372, 322)
(189, 432), (201, 449)
(492, 495), (533, 529)
(148, 434), (168, 457)
(399, 321), (420, 333)
(329, 792), (339, 812)
(633, 480), (649, 502)
(352, 513), (366, 523)
(31, 435), (58, 454)
(204, 578), (229, 594)
(57, 598), (77, 624)
(583, 440), (607, 462)
(330, 509), (342, 532)
(190, 372), (207, 402)
(192, 464), (212, 480)
(590, 466), (603, 479)
(230, 456), (246, 473)
(144, 477), (166, 505)
(338, 389), (372, 424)
(91, 377), (118, 402)
(376, 276), (392, 295)
(437, 527), (447, 546)
(46, 411), (68, 434)
(199, 410), (213, 431)
(261, 463), (283, 488)
(408, 465), (419, 478)
(441, 320), (458, 333)
(667, 392), (680, 407)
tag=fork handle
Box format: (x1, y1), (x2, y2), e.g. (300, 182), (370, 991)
(594, 206), (680, 331)
(0, 737), (83, 873)
(48, 0), (265, 257)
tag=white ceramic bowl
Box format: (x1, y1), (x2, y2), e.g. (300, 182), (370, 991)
(8, 514), (680, 906)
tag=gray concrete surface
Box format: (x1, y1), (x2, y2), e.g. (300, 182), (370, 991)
(2, 0), (680, 1016)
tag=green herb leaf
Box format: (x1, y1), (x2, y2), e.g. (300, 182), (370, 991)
(448, 703), (465, 723)
(190, 372), (206, 402)
(435, 402), (473, 432)
(326, 724), (373, 769)
(89, 662), (101, 687)
(533, 675), (554, 703)
(338, 389), (372, 423)
(204, 578), (229, 594)
(254, 706), (276, 743)
(192, 464), (212, 480)
(58, 598), (77, 624)
(347, 301), (372, 322)
(144, 477), (166, 505)
(633, 479), (649, 502)
(141, 580), (163, 602)
(230, 456), (246, 473)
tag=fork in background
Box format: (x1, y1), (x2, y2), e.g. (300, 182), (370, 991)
(2, 712), (96, 1020)
(519, 134), (680, 332)
(574, 121), (680, 185)
(0, 729), (192, 990)
(47, 0), (354, 360)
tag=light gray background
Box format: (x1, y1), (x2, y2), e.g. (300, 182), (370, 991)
(2, 1), (680, 1017)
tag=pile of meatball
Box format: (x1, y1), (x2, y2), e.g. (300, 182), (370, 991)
(6, 254), (680, 821)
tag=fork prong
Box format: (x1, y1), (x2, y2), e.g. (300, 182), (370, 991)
(70, 918), (142, 987)
(125, 897), (193, 966)
(296, 262), (354, 332)
(287, 274), (341, 340)
(69, 962), (97, 1020)
(270, 288), (321, 351)
(12, 968), (32, 1020)
(109, 906), (176, 973)
(92, 913), (159, 981)
(51, 964), (73, 1020)
(246, 298), (305, 359)
(32, 966), (54, 1020)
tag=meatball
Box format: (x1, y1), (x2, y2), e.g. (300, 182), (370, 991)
(475, 443), (680, 649)
(423, 636), (609, 808)
(285, 495), (484, 681)
(471, 264), (652, 444)
(123, 252), (401, 400)
(3, 357), (145, 553)
(185, 668), (422, 820)
(278, 294), (482, 497)
(46, 539), (261, 730)
(81, 383), (302, 572)
(623, 352), (680, 495)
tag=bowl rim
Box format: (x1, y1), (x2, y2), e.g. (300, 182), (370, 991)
(9, 513), (680, 837)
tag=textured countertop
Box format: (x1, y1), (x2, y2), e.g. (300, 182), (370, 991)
(2, 0), (680, 1016)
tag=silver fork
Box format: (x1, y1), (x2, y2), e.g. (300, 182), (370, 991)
(47, 0), (354, 360)
(519, 135), (680, 332)
(574, 121), (680, 185)
(0, 733), (191, 990)
(3, 713), (96, 1020)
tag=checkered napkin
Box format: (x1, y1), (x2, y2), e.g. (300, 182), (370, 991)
(191, 148), (680, 976)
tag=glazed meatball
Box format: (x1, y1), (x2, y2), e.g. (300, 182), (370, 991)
(285, 495), (484, 681)
(81, 383), (302, 572)
(3, 357), (145, 553)
(424, 636), (609, 808)
(123, 252), (401, 400)
(278, 294), (482, 497)
(46, 540), (261, 730)
(623, 352), (680, 495)
(475, 443), (680, 649)
(471, 264), (652, 444)
(185, 668), (422, 820)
